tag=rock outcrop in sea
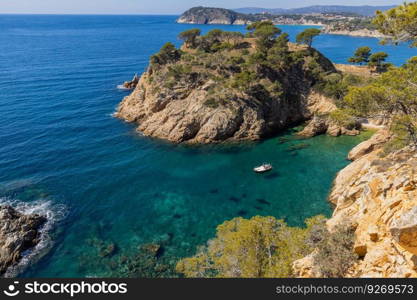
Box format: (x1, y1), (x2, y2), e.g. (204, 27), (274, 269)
(294, 130), (417, 277)
(0, 205), (46, 275)
(122, 74), (139, 90)
(177, 7), (253, 25)
(116, 34), (349, 144)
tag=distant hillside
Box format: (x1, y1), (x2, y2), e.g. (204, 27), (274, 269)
(233, 5), (396, 16)
(177, 7), (253, 25)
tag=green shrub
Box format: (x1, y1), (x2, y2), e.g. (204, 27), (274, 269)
(329, 109), (357, 129)
(203, 98), (219, 108)
(150, 42), (182, 66)
(309, 222), (358, 278)
(176, 215), (326, 278)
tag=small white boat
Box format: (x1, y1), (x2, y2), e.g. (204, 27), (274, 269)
(254, 163), (273, 173)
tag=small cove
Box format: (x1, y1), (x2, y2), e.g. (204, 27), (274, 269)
(0, 14), (408, 277)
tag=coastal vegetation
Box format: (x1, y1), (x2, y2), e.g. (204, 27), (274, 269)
(342, 59), (417, 151)
(296, 28), (321, 48)
(117, 21), (341, 143)
(116, 2), (417, 278)
(374, 2), (417, 47)
(348, 46), (390, 72)
(176, 215), (357, 278)
(177, 6), (386, 38)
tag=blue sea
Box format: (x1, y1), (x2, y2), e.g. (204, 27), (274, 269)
(0, 15), (415, 277)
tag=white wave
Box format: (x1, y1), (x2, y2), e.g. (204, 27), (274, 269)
(0, 197), (67, 278)
(116, 84), (130, 90)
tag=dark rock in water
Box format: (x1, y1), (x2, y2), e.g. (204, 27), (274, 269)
(0, 205), (47, 275)
(264, 172), (280, 180)
(122, 74), (139, 90)
(209, 189), (219, 194)
(287, 143), (310, 152)
(106, 242), (178, 278)
(256, 199), (271, 205)
(141, 243), (163, 258)
(228, 196), (241, 203)
(173, 214), (182, 219)
(278, 137), (291, 144)
(241, 193), (247, 198)
(238, 210), (248, 216)
(254, 206), (263, 211)
(99, 243), (117, 258)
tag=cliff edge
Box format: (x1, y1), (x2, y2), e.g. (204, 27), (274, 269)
(116, 29), (341, 144)
(295, 130), (417, 277)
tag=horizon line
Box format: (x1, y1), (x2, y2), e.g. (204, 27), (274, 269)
(0, 13), (180, 16)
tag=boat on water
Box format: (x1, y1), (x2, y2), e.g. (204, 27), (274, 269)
(254, 163), (273, 173)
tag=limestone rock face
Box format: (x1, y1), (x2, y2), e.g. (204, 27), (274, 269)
(298, 116), (328, 138)
(122, 74), (139, 90)
(177, 7), (251, 25)
(298, 116), (360, 138)
(0, 205), (46, 275)
(348, 130), (390, 161)
(295, 134), (417, 278)
(116, 46), (337, 144)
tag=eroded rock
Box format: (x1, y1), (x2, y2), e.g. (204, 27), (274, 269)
(0, 205), (46, 275)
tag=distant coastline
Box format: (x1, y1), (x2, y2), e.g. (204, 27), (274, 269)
(177, 7), (386, 39)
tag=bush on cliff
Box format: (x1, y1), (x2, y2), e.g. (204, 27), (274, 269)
(296, 28), (321, 48)
(308, 222), (358, 278)
(176, 215), (326, 278)
(150, 42), (182, 67)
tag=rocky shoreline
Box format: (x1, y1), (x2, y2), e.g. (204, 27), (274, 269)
(115, 33), (355, 144)
(294, 129), (417, 278)
(323, 28), (387, 38)
(0, 205), (46, 276)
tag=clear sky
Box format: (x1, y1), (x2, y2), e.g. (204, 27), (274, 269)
(0, 0), (405, 15)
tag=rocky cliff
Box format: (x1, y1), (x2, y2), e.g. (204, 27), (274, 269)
(116, 34), (342, 144)
(0, 205), (46, 276)
(177, 7), (252, 25)
(295, 130), (417, 278)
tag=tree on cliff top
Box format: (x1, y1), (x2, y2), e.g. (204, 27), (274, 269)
(373, 2), (417, 47)
(247, 21), (282, 54)
(150, 42), (182, 66)
(296, 28), (321, 48)
(368, 52), (390, 72)
(344, 59), (417, 148)
(348, 46), (372, 65)
(178, 29), (201, 48)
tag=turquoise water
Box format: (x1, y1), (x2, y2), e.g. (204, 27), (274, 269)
(0, 15), (412, 277)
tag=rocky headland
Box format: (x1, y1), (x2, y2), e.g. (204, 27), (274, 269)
(116, 28), (356, 144)
(0, 205), (46, 276)
(177, 7), (385, 39)
(177, 7), (252, 25)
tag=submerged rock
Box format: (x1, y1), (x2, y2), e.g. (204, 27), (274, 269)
(0, 205), (46, 275)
